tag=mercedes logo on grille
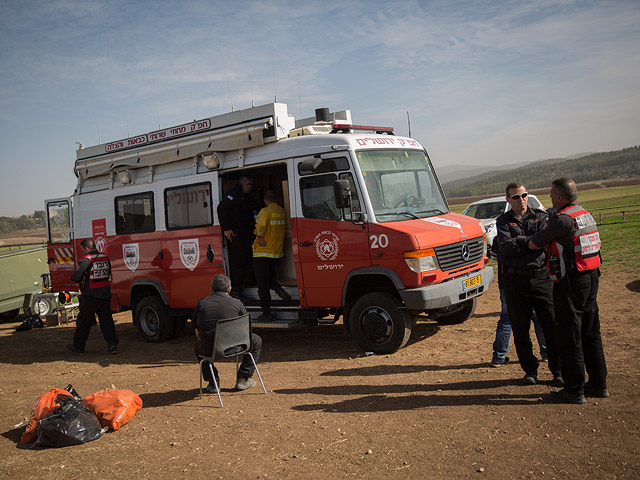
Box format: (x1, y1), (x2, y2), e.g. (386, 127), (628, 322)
(461, 243), (470, 261)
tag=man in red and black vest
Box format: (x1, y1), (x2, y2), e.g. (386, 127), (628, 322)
(529, 178), (608, 404)
(67, 238), (119, 354)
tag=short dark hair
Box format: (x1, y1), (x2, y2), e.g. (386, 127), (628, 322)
(211, 274), (231, 292)
(80, 238), (95, 250)
(552, 178), (578, 202)
(264, 190), (277, 203)
(505, 182), (524, 195)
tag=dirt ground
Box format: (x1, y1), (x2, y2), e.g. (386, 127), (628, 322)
(1, 274), (639, 479)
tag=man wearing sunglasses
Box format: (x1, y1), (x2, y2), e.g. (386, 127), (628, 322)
(529, 178), (607, 404)
(496, 183), (562, 388)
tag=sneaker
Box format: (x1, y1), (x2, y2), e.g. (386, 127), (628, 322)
(107, 344), (118, 354)
(256, 313), (275, 322)
(491, 356), (510, 366)
(584, 382), (609, 398)
(550, 388), (586, 404)
(235, 377), (256, 391)
(522, 373), (538, 385)
(67, 344), (85, 353)
(550, 374), (564, 388)
(205, 382), (218, 394)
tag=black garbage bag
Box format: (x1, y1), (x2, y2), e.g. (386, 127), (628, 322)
(35, 395), (103, 448)
(15, 314), (44, 332)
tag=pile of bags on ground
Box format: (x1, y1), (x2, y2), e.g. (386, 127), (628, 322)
(19, 384), (142, 448)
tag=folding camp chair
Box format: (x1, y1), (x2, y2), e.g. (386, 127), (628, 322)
(197, 313), (267, 407)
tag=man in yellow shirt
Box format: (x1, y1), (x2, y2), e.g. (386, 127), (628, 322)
(253, 190), (291, 321)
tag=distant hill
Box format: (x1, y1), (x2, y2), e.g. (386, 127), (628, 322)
(443, 146), (640, 198)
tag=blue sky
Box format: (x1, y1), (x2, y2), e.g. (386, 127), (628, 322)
(1, 0), (638, 217)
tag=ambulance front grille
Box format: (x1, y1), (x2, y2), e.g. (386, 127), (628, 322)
(434, 237), (485, 271)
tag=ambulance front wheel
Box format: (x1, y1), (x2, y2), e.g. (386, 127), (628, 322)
(349, 292), (412, 354)
(135, 296), (174, 342)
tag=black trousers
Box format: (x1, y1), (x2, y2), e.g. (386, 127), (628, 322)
(503, 272), (560, 376)
(228, 234), (253, 294)
(253, 257), (286, 315)
(73, 294), (118, 348)
(553, 269), (607, 395)
(196, 333), (262, 383)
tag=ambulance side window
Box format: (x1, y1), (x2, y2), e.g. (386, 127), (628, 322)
(300, 174), (340, 220)
(165, 182), (213, 230)
(115, 192), (155, 235)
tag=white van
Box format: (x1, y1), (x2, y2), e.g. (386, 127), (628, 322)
(462, 194), (545, 246)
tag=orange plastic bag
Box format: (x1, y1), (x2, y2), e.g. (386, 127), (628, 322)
(20, 388), (74, 444)
(82, 390), (142, 431)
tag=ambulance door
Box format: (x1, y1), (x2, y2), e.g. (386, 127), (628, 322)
(294, 156), (370, 307)
(45, 198), (77, 291)
(161, 180), (223, 308)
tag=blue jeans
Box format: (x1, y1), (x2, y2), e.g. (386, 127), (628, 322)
(493, 289), (547, 361)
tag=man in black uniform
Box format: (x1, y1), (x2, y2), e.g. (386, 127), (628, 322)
(67, 238), (118, 354)
(217, 175), (257, 298)
(496, 183), (561, 386)
(529, 178), (608, 404)
(193, 274), (262, 392)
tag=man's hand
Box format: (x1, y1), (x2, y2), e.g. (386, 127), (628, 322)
(529, 239), (543, 250)
(224, 230), (235, 242)
(256, 237), (266, 247)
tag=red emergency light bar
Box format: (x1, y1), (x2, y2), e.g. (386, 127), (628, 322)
(330, 124), (394, 135)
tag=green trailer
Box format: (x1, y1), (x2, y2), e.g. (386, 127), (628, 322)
(0, 243), (50, 322)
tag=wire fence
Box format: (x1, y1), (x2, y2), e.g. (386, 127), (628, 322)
(594, 208), (640, 225)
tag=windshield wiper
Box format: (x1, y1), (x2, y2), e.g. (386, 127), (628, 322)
(415, 208), (446, 216)
(377, 211), (419, 219)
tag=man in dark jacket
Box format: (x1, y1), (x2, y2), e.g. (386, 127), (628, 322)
(217, 175), (257, 298)
(193, 274), (262, 392)
(496, 183), (561, 386)
(67, 238), (118, 354)
(529, 178), (607, 404)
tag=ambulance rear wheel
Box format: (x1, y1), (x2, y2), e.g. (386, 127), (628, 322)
(34, 298), (53, 317)
(135, 296), (174, 342)
(349, 293), (412, 354)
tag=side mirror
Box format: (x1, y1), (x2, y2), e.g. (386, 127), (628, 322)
(334, 179), (351, 208)
(299, 157), (323, 174)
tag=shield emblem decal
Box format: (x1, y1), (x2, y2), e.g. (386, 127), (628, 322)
(179, 239), (199, 271)
(123, 243), (139, 272)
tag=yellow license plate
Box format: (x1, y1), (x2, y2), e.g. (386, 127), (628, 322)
(463, 275), (481, 290)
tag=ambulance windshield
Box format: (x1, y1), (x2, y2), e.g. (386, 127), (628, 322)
(356, 149), (448, 223)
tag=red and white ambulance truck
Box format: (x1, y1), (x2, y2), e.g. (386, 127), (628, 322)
(45, 103), (493, 353)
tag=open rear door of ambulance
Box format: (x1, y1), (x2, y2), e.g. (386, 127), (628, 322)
(45, 198), (77, 291)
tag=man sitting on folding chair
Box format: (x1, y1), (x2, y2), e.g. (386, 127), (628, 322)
(193, 274), (263, 392)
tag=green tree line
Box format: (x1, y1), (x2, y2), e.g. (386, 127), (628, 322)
(0, 210), (45, 234)
(444, 146), (640, 198)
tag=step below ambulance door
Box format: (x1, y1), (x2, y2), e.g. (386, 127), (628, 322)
(294, 159), (370, 308)
(45, 198), (77, 291)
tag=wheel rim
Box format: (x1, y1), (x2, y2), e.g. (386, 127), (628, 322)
(359, 306), (393, 344)
(35, 299), (50, 316)
(139, 306), (160, 337)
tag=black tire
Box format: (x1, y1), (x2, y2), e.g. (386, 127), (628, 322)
(349, 292), (412, 354)
(0, 308), (20, 322)
(34, 298), (53, 317)
(134, 296), (174, 342)
(431, 298), (477, 325)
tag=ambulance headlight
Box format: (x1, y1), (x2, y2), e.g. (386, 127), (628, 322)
(404, 248), (439, 273)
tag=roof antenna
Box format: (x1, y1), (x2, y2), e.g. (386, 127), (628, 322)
(269, 28), (277, 102)
(226, 70), (234, 112)
(250, 77), (255, 107)
(295, 55), (303, 135)
(407, 111), (412, 138)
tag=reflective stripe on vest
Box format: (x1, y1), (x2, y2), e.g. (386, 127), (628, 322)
(82, 252), (111, 289)
(547, 204), (601, 282)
